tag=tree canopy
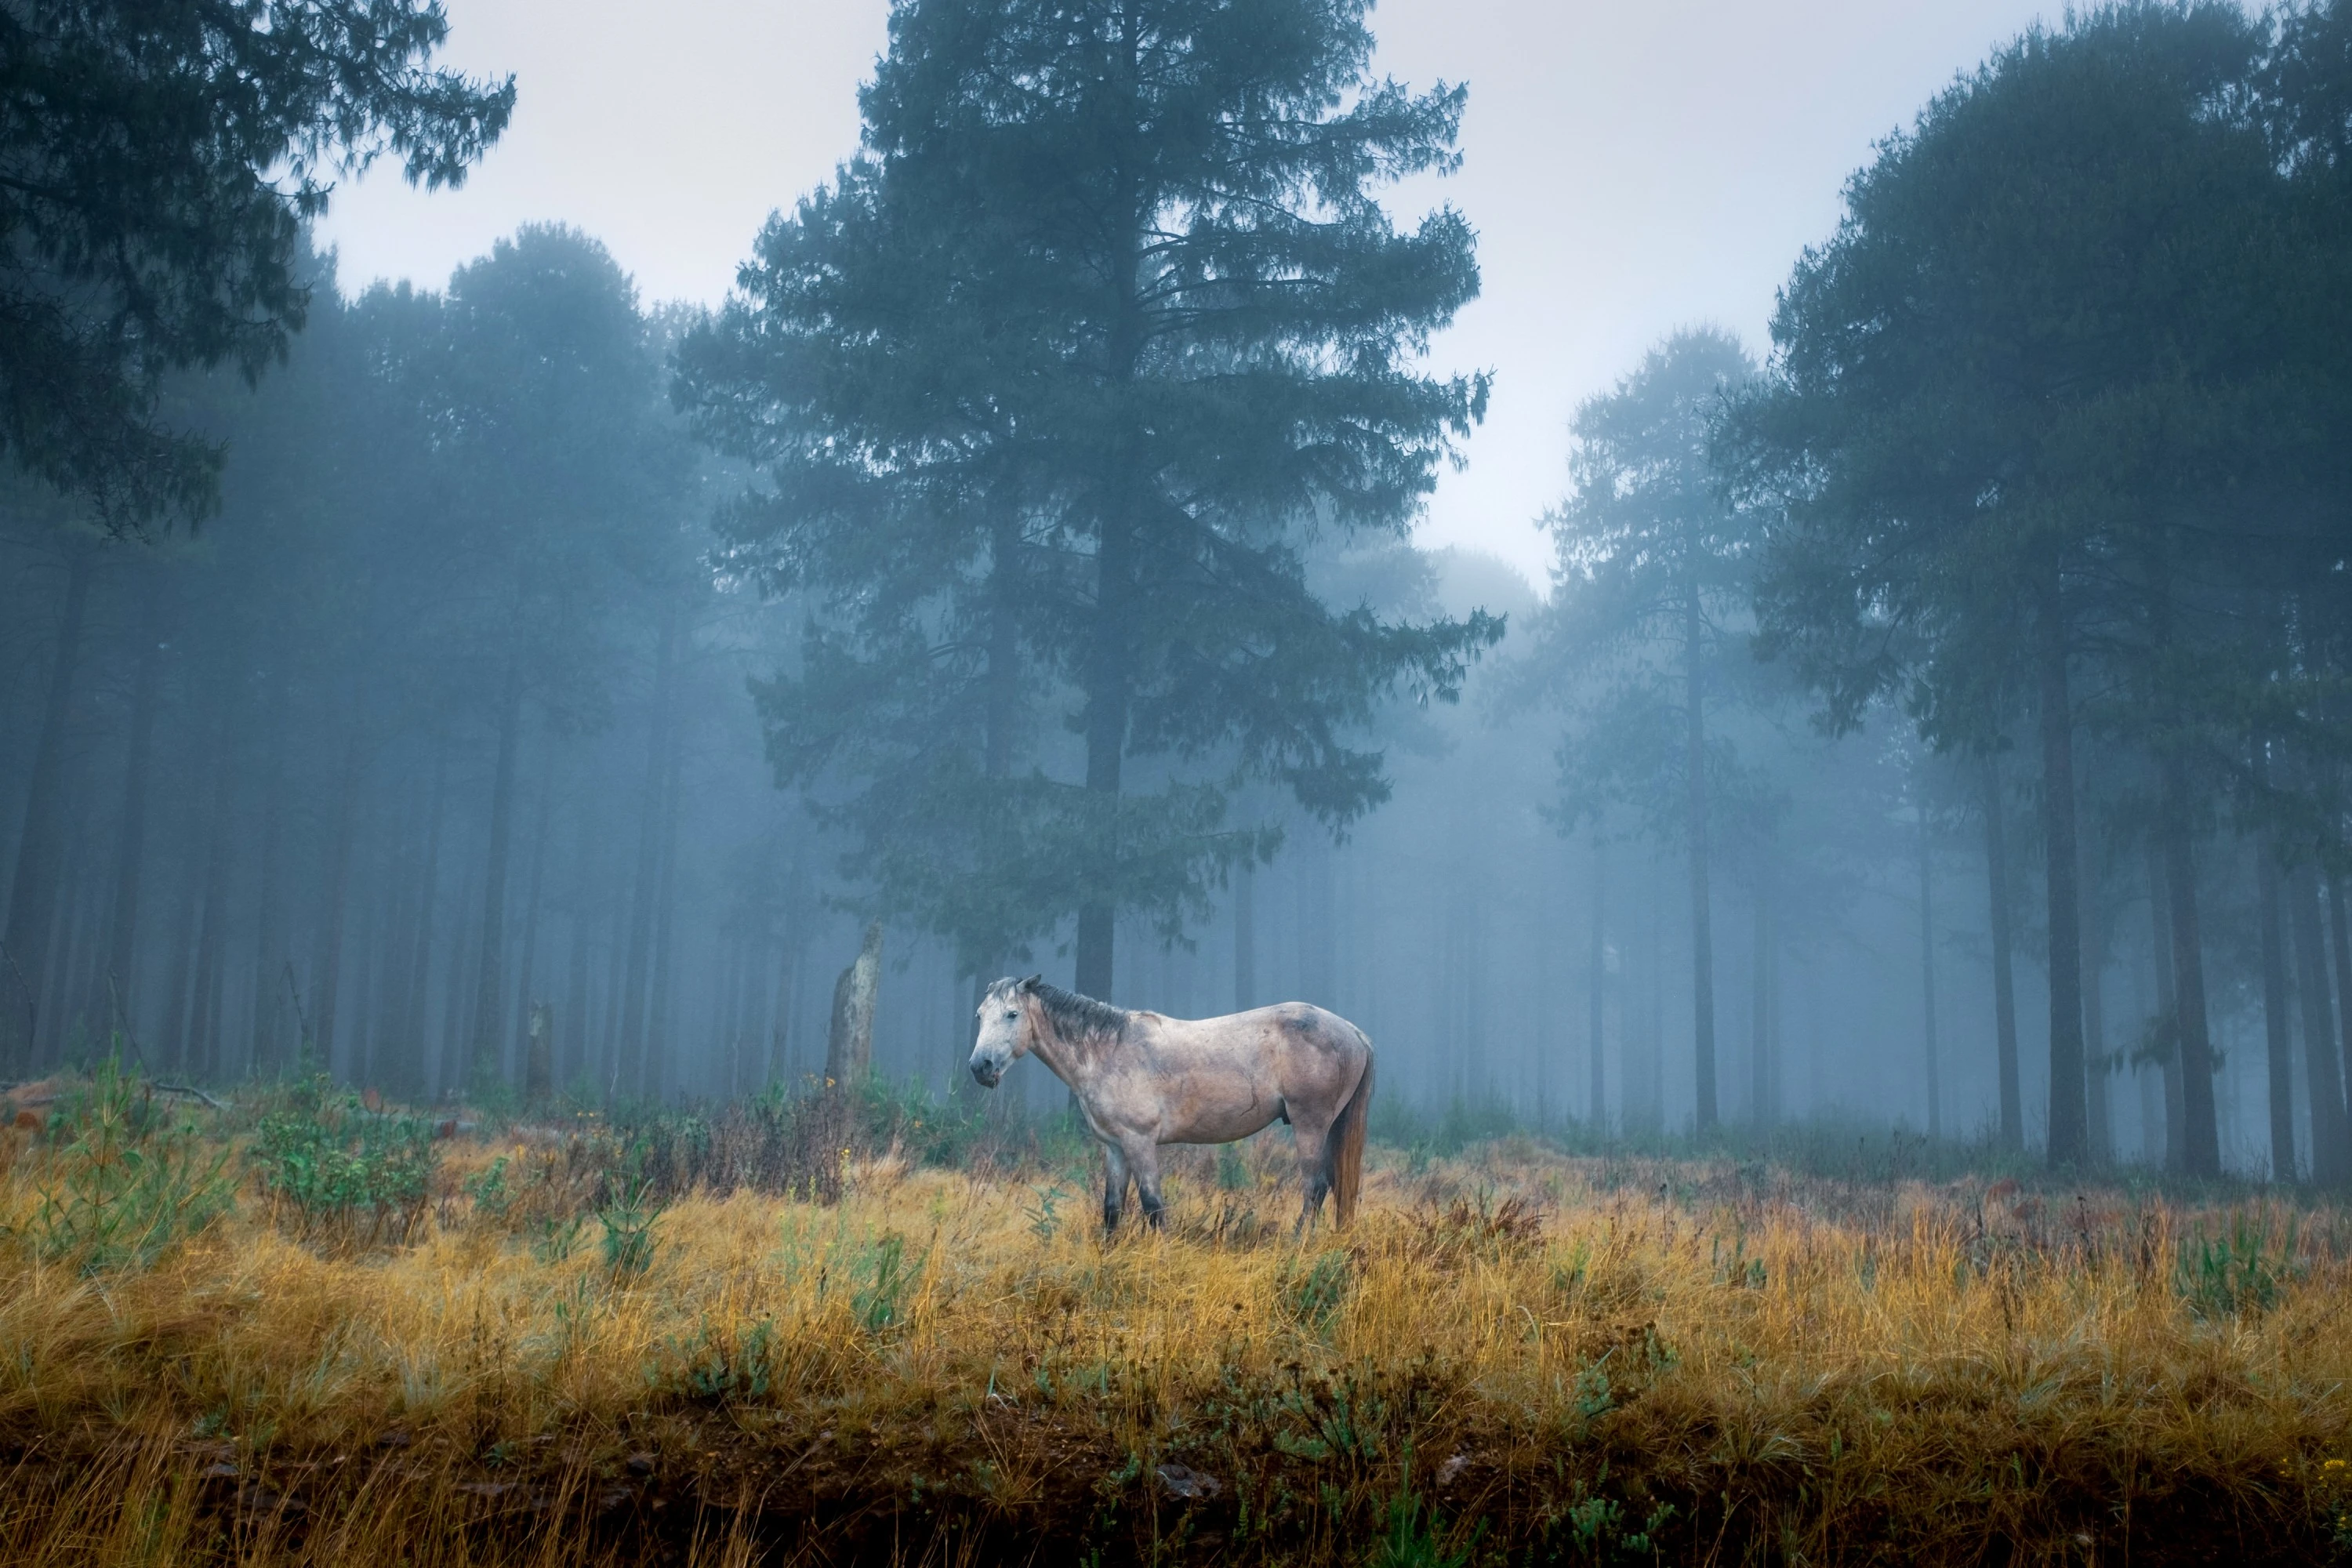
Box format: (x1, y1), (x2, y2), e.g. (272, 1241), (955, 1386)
(681, 0), (1501, 994)
(0, 0), (514, 529)
(1725, 0), (2339, 1172)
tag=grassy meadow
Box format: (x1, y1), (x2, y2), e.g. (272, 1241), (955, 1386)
(2, 1065), (2350, 1565)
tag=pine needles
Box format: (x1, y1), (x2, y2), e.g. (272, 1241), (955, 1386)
(23, 1051), (232, 1272)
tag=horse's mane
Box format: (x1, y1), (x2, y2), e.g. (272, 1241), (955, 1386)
(994, 977), (1130, 1042)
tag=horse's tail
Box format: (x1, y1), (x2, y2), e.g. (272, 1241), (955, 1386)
(1330, 1047), (1374, 1228)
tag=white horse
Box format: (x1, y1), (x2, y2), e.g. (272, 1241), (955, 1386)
(967, 975), (1375, 1232)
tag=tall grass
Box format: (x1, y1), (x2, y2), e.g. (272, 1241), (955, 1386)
(0, 1070), (2349, 1563)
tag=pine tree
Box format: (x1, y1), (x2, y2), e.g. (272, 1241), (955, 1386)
(1729, 2), (2288, 1171)
(0, 0), (512, 529)
(1534, 328), (1767, 1134)
(682, 0), (1498, 998)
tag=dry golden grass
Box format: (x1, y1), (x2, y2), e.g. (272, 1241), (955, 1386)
(4, 1119), (2352, 1565)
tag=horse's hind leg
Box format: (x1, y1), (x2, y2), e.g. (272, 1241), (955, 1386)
(1290, 1118), (1335, 1236)
(1102, 1143), (1131, 1235)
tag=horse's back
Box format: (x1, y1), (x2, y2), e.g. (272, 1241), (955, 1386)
(1131, 1003), (1367, 1142)
(1262, 1000), (1369, 1058)
(1162, 1001), (1368, 1091)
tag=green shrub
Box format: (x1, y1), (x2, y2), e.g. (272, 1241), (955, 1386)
(597, 1174), (662, 1278)
(25, 1053), (234, 1272)
(2178, 1214), (2297, 1321)
(464, 1154), (515, 1221)
(531, 1213), (588, 1264)
(659, 1316), (776, 1402)
(1371, 1482), (1474, 1568)
(1279, 1249), (1352, 1335)
(250, 1078), (436, 1246)
(853, 1074), (986, 1167)
(1022, 1181), (1071, 1242)
(849, 1230), (913, 1334)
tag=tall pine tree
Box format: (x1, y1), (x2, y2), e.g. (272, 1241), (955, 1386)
(683, 0), (1498, 999)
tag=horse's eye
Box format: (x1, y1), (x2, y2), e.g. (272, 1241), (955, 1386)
(1004, 1011), (1018, 1020)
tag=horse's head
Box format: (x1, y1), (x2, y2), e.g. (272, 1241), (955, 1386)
(969, 975), (1043, 1088)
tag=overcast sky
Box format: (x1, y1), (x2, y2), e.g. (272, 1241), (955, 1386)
(315, 0), (2053, 586)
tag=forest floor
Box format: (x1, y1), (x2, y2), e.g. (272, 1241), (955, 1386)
(2, 1068), (2350, 1566)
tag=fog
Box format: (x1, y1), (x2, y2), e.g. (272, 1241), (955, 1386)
(4, 0), (2343, 1184)
(311, 0), (2054, 584)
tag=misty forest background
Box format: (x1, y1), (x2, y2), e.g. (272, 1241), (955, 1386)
(5, 0), (2352, 1183)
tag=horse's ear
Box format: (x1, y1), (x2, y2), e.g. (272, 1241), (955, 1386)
(1021, 974), (1043, 993)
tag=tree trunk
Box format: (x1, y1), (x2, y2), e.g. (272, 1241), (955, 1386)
(826, 922), (884, 1085)
(771, 942), (801, 1087)
(984, 508), (1022, 784)
(2158, 761), (2221, 1177)
(2328, 873), (2352, 1163)
(949, 506), (1024, 1103)
(1233, 861), (1257, 1011)
(2034, 594), (2089, 1167)
(1075, 533), (1128, 1004)
(740, 934), (768, 1098)
(1588, 835), (1606, 1128)
(561, 804), (597, 1096)
(4, 546), (93, 1070)
(2081, 840), (2113, 1165)
(644, 736), (684, 1102)
(156, 828), (201, 1074)
(1763, 909), (1780, 1125)
(1918, 806), (1941, 1142)
(468, 659), (524, 1092)
(2290, 862), (2349, 1185)
(393, 747), (448, 1100)
(561, 908), (590, 1098)
(769, 836), (807, 1087)
(102, 586), (164, 1042)
(38, 811), (91, 1065)
(307, 731), (365, 1070)
(187, 706), (239, 1080)
(246, 670), (290, 1075)
(616, 612), (677, 1102)
(524, 1000), (553, 1105)
(1300, 838), (1335, 1004)
(1076, 140), (1148, 1010)
(2258, 844), (2298, 1182)
(1981, 757), (2024, 1150)
(717, 936), (743, 1098)
(49, 842), (94, 1064)
(436, 865), (475, 1098)
(367, 804), (419, 1089)
(57, 848), (103, 1062)
(2147, 840), (2184, 1169)
(35, 762), (96, 1066)
(506, 748), (554, 1073)
(346, 884), (379, 1083)
(1639, 880), (1664, 1135)
(1751, 886), (1773, 1129)
(2085, 969), (2114, 1161)
(1685, 583), (1718, 1134)
(599, 904), (627, 1095)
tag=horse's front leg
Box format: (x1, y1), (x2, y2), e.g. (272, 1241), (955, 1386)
(1101, 1142), (1132, 1235)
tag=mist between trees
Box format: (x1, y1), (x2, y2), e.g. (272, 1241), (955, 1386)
(5, 0), (2352, 1183)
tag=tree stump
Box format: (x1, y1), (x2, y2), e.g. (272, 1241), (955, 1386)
(524, 1000), (553, 1104)
(825, 923), (883, 1087)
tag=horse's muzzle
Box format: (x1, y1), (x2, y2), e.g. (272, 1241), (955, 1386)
(969, 1058), (1002, 1089)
